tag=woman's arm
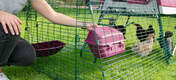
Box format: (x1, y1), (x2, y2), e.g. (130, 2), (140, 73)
(30, 0), (94, 29)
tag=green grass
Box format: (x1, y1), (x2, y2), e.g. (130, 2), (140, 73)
(2, 8), (176, 80)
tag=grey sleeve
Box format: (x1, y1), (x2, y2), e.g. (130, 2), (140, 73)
(28, 0), (35, 2)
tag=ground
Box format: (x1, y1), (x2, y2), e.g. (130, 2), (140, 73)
(2, 9), (176, 80)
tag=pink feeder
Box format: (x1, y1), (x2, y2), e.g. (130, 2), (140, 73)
(32, 40), (66, 57)
(86, 27), (125, 58)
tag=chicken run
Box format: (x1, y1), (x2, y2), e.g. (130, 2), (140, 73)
(21, 0), (176, 79)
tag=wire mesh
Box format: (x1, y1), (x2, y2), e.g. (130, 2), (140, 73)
(24, 0), (78, 79)
(23, 0), (176, 80)
(76, 0), (166, 80)
(161, 16), (176, 64)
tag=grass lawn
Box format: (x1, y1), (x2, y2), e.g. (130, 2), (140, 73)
(2, 8), (176, 80)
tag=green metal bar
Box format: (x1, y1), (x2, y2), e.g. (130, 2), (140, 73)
(125, 15), (130, 26)
(88, 0), (101, 63)
(98, 11), (105, 25)
(24, 2), (31, 40)
(156, 0), (171, 64)
(80, 42), (87, 57)
(36, 22), (39, 43)
(75, 0), (79, 80)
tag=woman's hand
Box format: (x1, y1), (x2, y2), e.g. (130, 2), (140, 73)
(84, 23), (103, 30)
(0, 11), (22, 35)
(86, 24), (98, 31)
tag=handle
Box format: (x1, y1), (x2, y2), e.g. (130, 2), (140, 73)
(106, 45), (113, 50)
(106, 41), (124, 50)
(113, 41), (124, 48)
(81, 23), (97, 31)
(119, 42), (124, 48)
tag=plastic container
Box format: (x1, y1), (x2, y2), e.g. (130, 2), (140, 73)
(86, 27), (125, 58)
(32, 40), (66, 57)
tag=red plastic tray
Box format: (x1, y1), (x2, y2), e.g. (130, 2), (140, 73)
(32, 40), (66, 57)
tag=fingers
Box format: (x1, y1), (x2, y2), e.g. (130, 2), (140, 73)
(15, 19), (22, 33)
(17, 17), (22, 24)
(86, 23), (98, 30)
(86, 24), (92, 31)
(2, 21), (21, 35)
(8, 20), (22, 35)
(1, 22), (8, 34)
(7, 22), (15, 35)
(0, 12), (22, 35)
(12, 21), (19, 35)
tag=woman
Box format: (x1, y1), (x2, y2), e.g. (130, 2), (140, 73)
(0, 0), (96, 80)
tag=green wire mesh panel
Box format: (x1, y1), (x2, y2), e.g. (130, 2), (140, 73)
(76, 0), (169, 80)
(23, 0), (174, 80)
(25, 0), (78, 79)
(161, 15), (176, 64)
(17, 6), (29, 37)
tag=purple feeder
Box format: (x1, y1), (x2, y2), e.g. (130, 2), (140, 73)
(32, 40), (66, 57)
